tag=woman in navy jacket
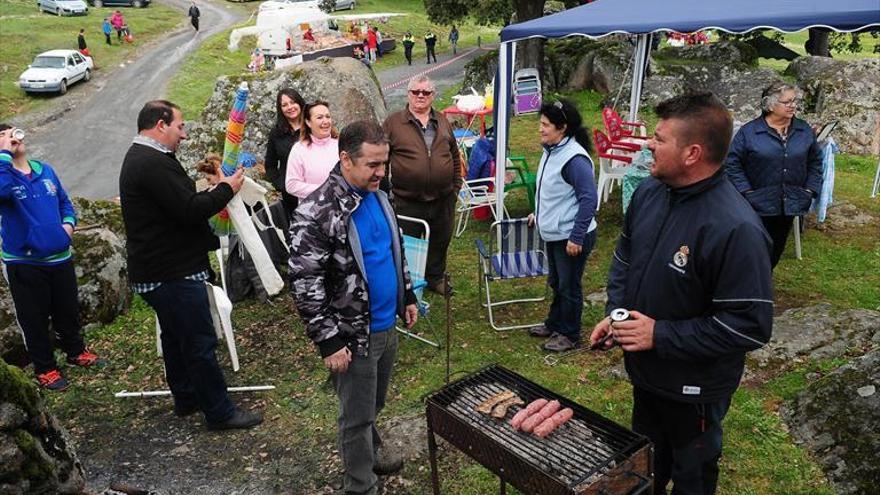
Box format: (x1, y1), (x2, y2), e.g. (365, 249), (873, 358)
(725, 81), (822, 268)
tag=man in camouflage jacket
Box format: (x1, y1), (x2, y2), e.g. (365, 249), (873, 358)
(289, 120), (417, 494)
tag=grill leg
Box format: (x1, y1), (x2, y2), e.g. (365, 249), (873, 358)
(428, 424), (441, 495)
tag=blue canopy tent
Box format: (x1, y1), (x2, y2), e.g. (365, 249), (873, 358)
(492, 0), (880, 215)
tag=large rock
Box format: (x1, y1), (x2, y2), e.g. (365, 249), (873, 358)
(749, 304), (880, 371)
(0, 199), (129, 364)
(643, 62), (780, 126)
(780, 349), (880, 495)
(563, 40), (635, 95)
(654, 41), (758, 67)
(786, 57), (880, 155)
(0, 359), (86, 494)
(177, 57), (387, 173)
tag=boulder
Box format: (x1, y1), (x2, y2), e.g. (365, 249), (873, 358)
(786, 57), (880, 156)
(461, 50), (498, 95)
(749, 304), (880, 371)
(780, 349), (880, 495)
(654, 40), (758, 67)
(177, 57), (387, 175)
(644, 63), (780, 126)
(0, 359), (86, 494)
(564, 41), (635, 95)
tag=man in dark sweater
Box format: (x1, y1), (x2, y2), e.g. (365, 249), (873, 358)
(119, 100), (261, 431)
(591, 93), (773, 494)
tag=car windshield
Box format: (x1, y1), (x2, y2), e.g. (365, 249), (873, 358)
(32, 57), (66, 69)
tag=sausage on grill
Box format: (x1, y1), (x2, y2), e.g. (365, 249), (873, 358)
(533, 407), (574, 438)
(520, 400), (561, 433)
(509, 398), (548, 430)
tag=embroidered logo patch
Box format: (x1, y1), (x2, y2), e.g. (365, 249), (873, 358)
(42, 179), (57, 196)
(673, 245), (690, 268)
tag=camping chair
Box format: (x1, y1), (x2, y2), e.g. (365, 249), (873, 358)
(455, 177), (506, 238)
(156, 282), (240, 372)
(505, 155), (537, 209)
(396, 215), (439, 348)
(475, 218), (549, 331)
(602, 107), (650, 139)
(594, 129), (635, 210)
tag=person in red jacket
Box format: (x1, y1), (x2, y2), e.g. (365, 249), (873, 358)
(366, 26), (378, 64)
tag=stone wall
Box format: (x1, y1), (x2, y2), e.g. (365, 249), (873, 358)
(0, 359), (85, 494)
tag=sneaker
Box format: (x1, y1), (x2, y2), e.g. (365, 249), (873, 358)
(542, 332), (580, 353)
(373, 446), (404, 475)
(528, 324), (553, 338)
(37, 370), (70, 391)
(66, 349), (107, 368)
(206, 408), (263, 431)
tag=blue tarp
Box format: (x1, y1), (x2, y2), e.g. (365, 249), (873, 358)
(500, 0), (880, 42)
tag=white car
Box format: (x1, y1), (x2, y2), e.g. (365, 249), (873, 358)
(19, 50), (94, 95)
(38, 0), (89, 16)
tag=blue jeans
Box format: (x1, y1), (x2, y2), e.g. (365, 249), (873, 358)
(544, 231), (596, 343)
(141, 279), (235, 424)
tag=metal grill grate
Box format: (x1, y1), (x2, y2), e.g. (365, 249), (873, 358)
(426, 364), (652, 495)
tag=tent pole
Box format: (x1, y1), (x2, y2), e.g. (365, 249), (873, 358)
(495, 42), (512, 219)
(628, 34), (649, 123)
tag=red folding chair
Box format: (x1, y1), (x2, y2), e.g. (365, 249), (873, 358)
(593, 130), (635, 210)
(602, 107), (650, 139)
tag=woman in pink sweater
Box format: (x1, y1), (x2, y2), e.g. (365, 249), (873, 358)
(285, 101), (339, 199)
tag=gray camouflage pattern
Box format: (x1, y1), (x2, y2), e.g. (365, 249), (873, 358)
(289, 164), (414, 356)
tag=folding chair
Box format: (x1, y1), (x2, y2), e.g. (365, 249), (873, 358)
(156, 282), (240, 371)
(505, 155), (537, 209)
(455, 177), (506, 238)
(396, 215), (439, 348)
(475, 218), (549, 331)
(602, 107), (650, 140)
(872, 158), (880, 198)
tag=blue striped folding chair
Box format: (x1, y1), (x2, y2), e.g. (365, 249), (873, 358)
(475, 218), (549, 331)
(396, 215), (439, 348)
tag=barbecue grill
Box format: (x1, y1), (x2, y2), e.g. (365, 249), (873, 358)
(426, 365), (652, 494)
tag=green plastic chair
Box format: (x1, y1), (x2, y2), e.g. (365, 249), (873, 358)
(504, 155), (537, 209)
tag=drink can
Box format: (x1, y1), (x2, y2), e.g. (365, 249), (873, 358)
(11, 129), (25, 141)
(609, 308), (632, 323)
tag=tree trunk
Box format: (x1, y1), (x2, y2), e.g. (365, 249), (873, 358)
(512, 0), (546, 74)
(806, 28), (831, 57)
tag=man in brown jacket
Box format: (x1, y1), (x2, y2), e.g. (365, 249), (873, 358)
(384, 75), (462, 295)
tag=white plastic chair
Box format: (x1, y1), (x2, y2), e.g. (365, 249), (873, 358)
(455, 177), (506, 237)
(155, 282), (240, 371)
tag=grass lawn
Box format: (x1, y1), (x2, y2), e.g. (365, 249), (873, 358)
(165, 0), (499, 118)
(758, 31), (880, 72)
(41, 88), (879, 492)
(0, 0), (184, 119)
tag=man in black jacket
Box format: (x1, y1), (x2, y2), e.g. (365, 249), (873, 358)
(188, 2), (200, 32)
(120, 100), (261, 431)
(590, 93), (773, 495)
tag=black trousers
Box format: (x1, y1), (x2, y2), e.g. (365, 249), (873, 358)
(426, 45), (436, 63)
(404, 46), (413, 65)
(760, 215), (795, 268)
(394, 192), (455, 286)
(4, 261), (85, 374)
(632, 387), (731, 495)
(191, 16), (199, 31)
(104, 33), (111, 45)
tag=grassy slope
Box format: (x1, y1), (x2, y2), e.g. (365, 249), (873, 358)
(165, 0), (498, 118)
(0, 0), (183, 119)
(758, 31), (880, 72)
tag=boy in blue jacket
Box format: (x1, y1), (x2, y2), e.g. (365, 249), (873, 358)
(0, 124), (104, 391)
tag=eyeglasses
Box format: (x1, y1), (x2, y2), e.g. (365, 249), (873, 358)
(777, 99), (800, 107)
(409, 89), (434, 97)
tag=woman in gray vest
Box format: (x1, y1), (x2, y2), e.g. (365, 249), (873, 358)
(528, 99), (599, 352)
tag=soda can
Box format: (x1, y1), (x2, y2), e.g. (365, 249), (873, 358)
(609, 308), (632, 323)
(11, 129), (25, 141)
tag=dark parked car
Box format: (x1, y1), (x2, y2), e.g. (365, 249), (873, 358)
(87, 0), (149, 7)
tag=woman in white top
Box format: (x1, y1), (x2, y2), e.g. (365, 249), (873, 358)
(285, 101), (339, 200)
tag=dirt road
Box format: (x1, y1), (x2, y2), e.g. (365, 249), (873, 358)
(22, 0), (244, 200)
